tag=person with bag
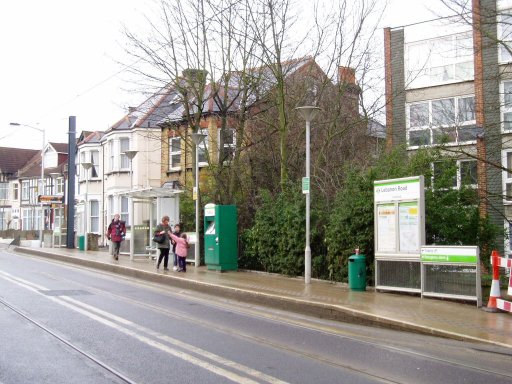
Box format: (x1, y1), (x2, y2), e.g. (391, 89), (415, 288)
(154, 215), (171, 270)
(169, 232), (189, 272)
(106, 213), (126, 260)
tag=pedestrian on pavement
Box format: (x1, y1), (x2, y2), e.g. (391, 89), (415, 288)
(169, 232), (189, 272)
(171, 223), (182, 271)
(106, 214), (126, 260)
(154, 215), (171, 270)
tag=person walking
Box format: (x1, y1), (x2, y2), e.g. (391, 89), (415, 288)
(171, 223), (182, 271)
(154, 215), (172, 270)
(169, 232), (189, 272)
(106, 214), (126, 260)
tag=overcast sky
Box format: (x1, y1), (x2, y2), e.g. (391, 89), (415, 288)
(0, 0), (439, 150)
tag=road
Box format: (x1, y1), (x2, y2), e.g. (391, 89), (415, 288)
(1, 250), (511, 384)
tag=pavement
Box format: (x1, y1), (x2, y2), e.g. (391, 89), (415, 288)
(8, 245), (512, 349)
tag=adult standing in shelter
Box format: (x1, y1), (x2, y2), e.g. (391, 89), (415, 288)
(154, 215), (172, 270)
(106, 214), (126, 260)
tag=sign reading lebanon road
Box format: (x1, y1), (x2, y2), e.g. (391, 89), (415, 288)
(420, 246), (478, 264)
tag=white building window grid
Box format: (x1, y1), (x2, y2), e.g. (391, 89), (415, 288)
(218, 128), (236, 164)
(406, 95), (477, 148)
(21, 181), (29, 200)
(13, 183), (18, 200)
(169, 137), (181, 170)
(405, 31), (474, 89)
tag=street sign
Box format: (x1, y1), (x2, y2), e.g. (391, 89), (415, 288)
(302, 177), (310, 194)
(38, 195), (64, 204)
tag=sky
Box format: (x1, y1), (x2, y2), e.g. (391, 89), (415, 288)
(0, 0), (439, 150)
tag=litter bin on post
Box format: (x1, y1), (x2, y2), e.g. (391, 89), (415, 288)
(348, 249), (366, 291)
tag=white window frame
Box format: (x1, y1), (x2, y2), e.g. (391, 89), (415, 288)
(406, 95), (477, 148)
(0, 183), (8, 200)
(91, 150), (99, 178)
(198, 129), (209, 168)
(500, 80), (512, 132)
(21, 181), (29, 200)
(218, 128), (236, 164)
(502, 150), (512, 204)
(120, 196), (129, 224)
(432, 159), (478, 190)
(169, 137), (181, 171)
(109, 140), (115, 172)
(90, 200), (99, 233)
(498, 11), (512, 63)
(120, 138), (130, 170)
(405, 31), (474, 89)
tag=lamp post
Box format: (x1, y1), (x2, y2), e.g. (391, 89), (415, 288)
(10, 122), (45, 247)
(190, 132), (206, 268)
(81, 162), (93, 252)
(295, 106), (321, 284)
(123, 150), (137, 260)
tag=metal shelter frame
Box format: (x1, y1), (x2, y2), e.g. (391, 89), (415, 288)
(119, 187), (183, 260)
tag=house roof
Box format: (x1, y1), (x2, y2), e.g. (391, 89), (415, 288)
(0, 147), (39, 176)
(49, 142), (69, 153)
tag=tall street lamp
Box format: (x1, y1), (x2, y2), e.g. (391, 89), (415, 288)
(190, 132), (206, 268)
(10, 122), (45, 247)
(123, 150), (137, 260)
(295, 106), (321, 284)
(81, 162), (93, 252)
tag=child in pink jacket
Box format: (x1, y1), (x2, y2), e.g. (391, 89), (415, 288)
(169, 232), (189, 272)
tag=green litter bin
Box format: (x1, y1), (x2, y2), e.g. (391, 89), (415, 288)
(348, 253), (366, 291)
(78, 235), (85, 251)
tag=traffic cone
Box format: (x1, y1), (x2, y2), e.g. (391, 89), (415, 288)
(484, 250), (501, 312)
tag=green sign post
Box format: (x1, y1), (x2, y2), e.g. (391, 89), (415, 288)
(302, 177), (310, 194)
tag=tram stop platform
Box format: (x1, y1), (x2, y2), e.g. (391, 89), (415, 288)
(9, 245), (512, 349)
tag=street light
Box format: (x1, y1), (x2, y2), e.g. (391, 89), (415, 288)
(10, 122), (45, 247)
(81, 162), (93, 252)
(123, 150), (137, 260)
(190, 132), (207, 268)
(295, 106), (321, 284)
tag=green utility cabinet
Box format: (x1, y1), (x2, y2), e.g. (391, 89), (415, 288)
(348, 253), (367, 291)
(204, 204), (238, 271)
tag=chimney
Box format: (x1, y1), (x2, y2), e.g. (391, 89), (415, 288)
(338, 66), (356, 85)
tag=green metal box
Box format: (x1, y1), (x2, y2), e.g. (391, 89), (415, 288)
(204, 204), (238, 271)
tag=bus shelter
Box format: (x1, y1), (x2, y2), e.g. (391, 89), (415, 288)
(121, 187), (182, 260)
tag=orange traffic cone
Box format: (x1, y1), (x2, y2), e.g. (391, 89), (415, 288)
(484, 250), (501, 312)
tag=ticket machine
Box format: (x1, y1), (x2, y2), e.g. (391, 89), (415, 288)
(204, 204), (238, 271)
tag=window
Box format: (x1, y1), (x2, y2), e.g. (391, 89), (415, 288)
(501, 81), (512, 131)
(90, 200), (99, 232)
(13, 183), (18, 200)
(499, 12), (512, 63)
(405, 31), (474, 89)
(407, 96), (478, 148)
(109, 140), (115, 172)
(218, 129), (236, 163)
(121, 196), (129, 224)
(120, 138), (130, 169)
(503, 151), (512, 202)
(169, 137), (181, 170)
(198, 129), (209, 166)
(460, 160), (478, 187)
(21, 181), (29, 200)
(0, 183), (8, 199)
(91, 150), (99, 178)
(56, 177), (64, 194)
(433, 159), (477, 190)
